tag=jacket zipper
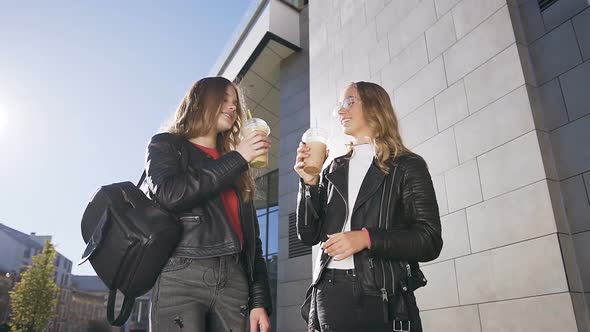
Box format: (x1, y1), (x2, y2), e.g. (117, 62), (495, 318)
(178, 216), (201, 222)
(382, 170), (398, 323)
(405, 262), (412, 292)
(312, 177), (350, 285)
(248, 203), (255, 281)
(304, 185), (311, 227)
(385, 167), (397, 223)
(380, 260), (389, 323)
(325, 178), (349, 234)
(236, 190), (254, 281)
(370, 174), (387, 312)
(377, 177), (389, 324)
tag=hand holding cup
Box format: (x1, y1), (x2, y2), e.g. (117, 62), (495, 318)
(294, 142), (319, 185)
(237, 130), (271, 164)
(294, 127), (329, 185)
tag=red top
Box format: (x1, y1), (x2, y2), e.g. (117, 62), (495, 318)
(192, 143), (243, 246)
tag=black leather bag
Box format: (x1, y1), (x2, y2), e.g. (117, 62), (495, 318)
(79, 173), (181, 326)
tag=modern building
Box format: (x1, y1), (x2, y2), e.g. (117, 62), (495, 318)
(0, 224), (44, 275)
(67, 275), (114, 332)
(210, 1), (309, 331)
(214, 0), (590, 331)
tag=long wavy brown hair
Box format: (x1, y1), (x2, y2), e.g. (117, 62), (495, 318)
(348, 81), (410, 174)
(167, 77), (256, 201)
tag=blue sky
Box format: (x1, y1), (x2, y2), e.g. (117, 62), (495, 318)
(0, 1), (253, 275)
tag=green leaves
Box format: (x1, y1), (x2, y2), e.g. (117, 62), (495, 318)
(9, 241), (59, 332)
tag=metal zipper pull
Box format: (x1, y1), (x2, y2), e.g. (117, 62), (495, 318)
(381, 287), (389, 323)
(368, 257), (374, 268)
(304, 185), (311, 198)
(380, 287), (388, 302)
(406, 263), (412, 277)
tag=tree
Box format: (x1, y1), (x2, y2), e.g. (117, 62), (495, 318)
(9, 241), (59, 332)
(1, 275), (13, 324)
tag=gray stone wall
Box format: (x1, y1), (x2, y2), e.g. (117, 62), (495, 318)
(511, 0), (590, 330)
(307, 0), (587, 330)
(277, 6), (312, 332)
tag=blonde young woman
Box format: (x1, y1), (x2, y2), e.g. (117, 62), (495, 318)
(147, 77), (272, 332)
(295, 82), (442, 332)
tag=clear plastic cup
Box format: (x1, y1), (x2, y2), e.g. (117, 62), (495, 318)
(302, 127), (328, 176)
(243, 118), (271, 168)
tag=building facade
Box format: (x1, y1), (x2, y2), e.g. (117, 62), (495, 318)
(67, 275), (112, 332)
(66, 275), (150, 332)
(0, 224), (43, 276)
(308, 0), (590, 330)
(214, 0), (590, 331)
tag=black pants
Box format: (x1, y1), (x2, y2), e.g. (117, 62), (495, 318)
(149, 254), (249, 332)
(314, 269), (421, 332)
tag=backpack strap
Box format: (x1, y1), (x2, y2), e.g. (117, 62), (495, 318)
(137, 171), (146, 188)
(107, 288), (136, 326)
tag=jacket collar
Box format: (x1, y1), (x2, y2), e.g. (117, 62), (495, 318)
(325, 151), (388, 216)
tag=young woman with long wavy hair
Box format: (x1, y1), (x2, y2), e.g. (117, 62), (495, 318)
(147, 77), (272, 332)
(295, 81), (442, 332)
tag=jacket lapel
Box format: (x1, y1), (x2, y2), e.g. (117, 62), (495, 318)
(352, 160), (387, 216)
(325, 154), (350, 208)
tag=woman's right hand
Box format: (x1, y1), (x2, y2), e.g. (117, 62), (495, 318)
(294, 142), (320, 185)
(237, 130), (271, 163)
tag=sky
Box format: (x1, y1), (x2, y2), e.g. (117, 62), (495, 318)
(0, 1), (253, 275)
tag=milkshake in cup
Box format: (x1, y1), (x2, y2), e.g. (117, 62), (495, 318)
(243, 117), (271, 168)
(301, 127), (328, 176)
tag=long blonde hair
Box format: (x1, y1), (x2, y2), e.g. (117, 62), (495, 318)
(168, 77), (256, 201)
(348, 81), (410, 174)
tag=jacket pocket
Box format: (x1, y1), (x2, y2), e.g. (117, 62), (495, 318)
(179, 215), (204, 225)
(176, 215), (205, 248)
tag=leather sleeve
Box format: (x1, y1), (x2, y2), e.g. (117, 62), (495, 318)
(145, 133), (249, 212)
(248, 204), (273, 315)
(296, 168), (329, 246)
(367, 156), (443, 262)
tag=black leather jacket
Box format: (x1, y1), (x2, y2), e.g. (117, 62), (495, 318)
(297, 151), (442, 311)
(145, 132), (272, 314)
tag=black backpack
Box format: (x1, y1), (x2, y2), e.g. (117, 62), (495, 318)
(79, 173), (181, 326)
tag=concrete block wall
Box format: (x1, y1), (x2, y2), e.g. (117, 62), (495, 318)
(509, 0), (590, 330)
(308, 0), (588, 330)
(277, 6), (312, 332)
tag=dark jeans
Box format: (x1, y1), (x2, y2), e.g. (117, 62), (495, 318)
(149, 254), (249, 332)
(314, 269), (421, 332)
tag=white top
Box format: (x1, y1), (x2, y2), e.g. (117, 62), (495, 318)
(327, 143), (375, 269)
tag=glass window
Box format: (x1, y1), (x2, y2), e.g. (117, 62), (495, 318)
(257, 211), (268, 257)
(267, 210), (278, 256)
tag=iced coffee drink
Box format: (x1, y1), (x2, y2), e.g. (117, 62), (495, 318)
(243, 118), (271, 168)
(302, 127), (328, 176)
